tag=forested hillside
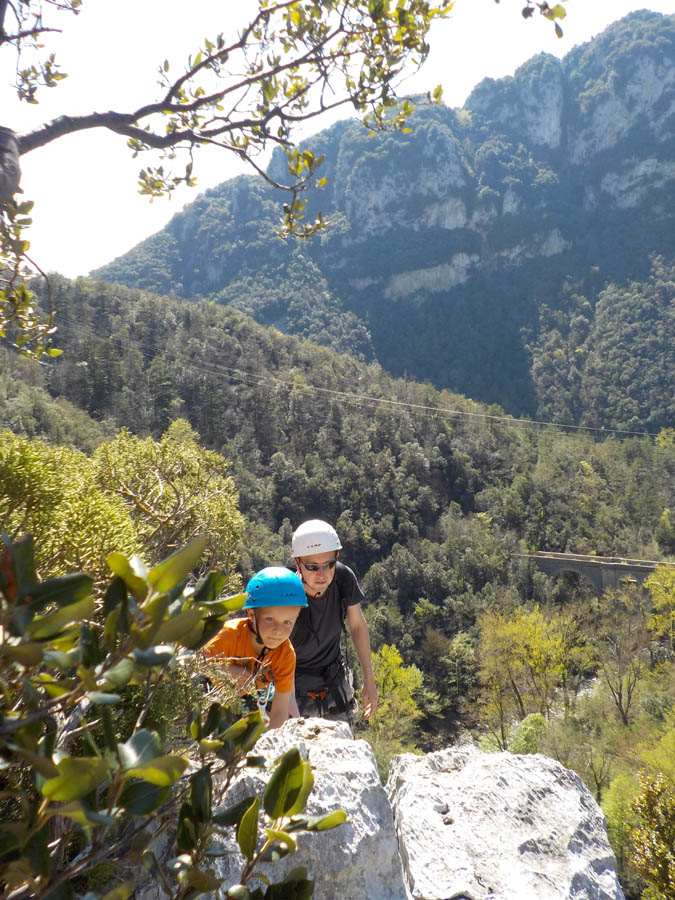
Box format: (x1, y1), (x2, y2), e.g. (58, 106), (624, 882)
(95, 10), (675, 431)
(3, 266), (675, 896)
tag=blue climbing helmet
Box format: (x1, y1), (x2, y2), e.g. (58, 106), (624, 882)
(244, 567), (307, 609)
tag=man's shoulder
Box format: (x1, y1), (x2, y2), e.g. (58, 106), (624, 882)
(334, 562), (364, 605)
(334, 561), (358, 587)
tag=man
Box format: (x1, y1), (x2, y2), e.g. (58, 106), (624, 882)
(288, 519), (378, 724)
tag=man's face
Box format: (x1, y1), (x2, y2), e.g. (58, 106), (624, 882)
(249, 605), (301, 649)
(294, 551), (338, 599)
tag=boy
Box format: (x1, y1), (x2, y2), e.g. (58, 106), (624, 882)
(203, 566), (307, 729)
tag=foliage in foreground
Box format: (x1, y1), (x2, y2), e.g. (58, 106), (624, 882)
(0, 533), (345, 900)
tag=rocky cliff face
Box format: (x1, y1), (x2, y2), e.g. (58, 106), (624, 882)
(95, 11), (675, 421)
(200, 718), (624, 900)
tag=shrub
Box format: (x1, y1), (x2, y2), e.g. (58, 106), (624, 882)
(0, 533), (344, 900)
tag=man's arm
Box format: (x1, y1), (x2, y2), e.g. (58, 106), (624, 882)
(268, 690), (294, 729)
(346, 603), (378, 719)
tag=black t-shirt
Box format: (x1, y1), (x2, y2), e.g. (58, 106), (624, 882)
(290, 562), (364, 675)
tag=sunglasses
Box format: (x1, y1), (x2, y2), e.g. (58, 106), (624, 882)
(300, 559), (337, 573)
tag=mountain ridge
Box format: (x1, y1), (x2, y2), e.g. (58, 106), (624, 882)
(94, 10), (675, 430)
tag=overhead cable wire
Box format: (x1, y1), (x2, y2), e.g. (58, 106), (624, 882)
(48, 321), (664, 441)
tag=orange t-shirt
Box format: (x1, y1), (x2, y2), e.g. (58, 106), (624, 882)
(202, 617), (296, 693)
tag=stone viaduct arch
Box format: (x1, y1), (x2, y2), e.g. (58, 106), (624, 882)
(515, 552), (660, 597)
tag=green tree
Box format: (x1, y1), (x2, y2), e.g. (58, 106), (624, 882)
(477, 606), (567, 736)
(602, 773), (641, 898)
(0, 421), (244, 588)
(0, 429), (139, 583)
(92, 419), (244, 577)
(588, 587), (651, 726)
(629, 772), (675, 900)
(647, 565), (675, 652)
(363, 643), (426, 779)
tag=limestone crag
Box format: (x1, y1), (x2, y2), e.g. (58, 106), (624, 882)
(206, 719), (624, 900)
(387, 743), (625, 900)
(211, 718), (408, 900)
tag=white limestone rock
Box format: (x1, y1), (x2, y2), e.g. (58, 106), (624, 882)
(387, 744), (625, 900)
(384, 254), (479, 300)
(343, 127), (469, 234)
(571, 53), (674, 164)
(211, 717), (408, 900)
(600, 157), (675, 209)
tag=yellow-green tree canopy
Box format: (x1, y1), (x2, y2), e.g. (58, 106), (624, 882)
(0, 420), (244, 586)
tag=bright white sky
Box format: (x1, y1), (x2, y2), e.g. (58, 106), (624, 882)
(4, 0), (674, 277)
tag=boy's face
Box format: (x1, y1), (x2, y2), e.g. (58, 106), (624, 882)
(294, 551), (338, 599)
(249, 605), (301, 649)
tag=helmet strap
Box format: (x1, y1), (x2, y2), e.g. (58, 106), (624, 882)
(247, 610), (267, 648)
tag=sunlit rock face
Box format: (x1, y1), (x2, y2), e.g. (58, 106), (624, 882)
(570, 53), (675, 165)
(199, 720), (624, 900)
(209, 717), (408, 900)
(387, 743), (625, 900)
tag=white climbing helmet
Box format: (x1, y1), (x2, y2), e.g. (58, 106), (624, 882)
(291, 519), (342, 557)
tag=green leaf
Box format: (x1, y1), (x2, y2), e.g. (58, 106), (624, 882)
(176, 801), (199, 853)
(103, 576), (127, 614)
(118, 729), (163, 770)
(263, 748), (314, 819)
(198, 738), (224, 754)
(192, 571), (228, 605)
(11, 747), (59, 779)
(107, 552), (148, 600)
(101, 655), (135, 689)
(124, 754), (188, 786)
(86, 690), (121, 705)
(43, 649), (73, 671)
(212, 795), (257, 827)
(23, 573), (93, 614)
(27, 595), (95, 640)
(101, 706), (117, 754)
(119, 779), (169, 815)
(147, 535), (207, 593)
(264, 827), (297, 854)
(100, 882), (134, 900)
(41, 757), (108, 802)
(0, 641), (44, 666)
(48, 802), (116, 827)
(190, 766), (212, 823)
(142, 850), (172, 895)
(236, 795), (259, 861)
(131, 646), (175, 667)
(226, 887), (252, 900)
(154, 607), (204, 644)
(304, 809), (347, 830)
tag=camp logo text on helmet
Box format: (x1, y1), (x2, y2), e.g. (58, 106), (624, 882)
(291, 520), (342, 557)
(244, 567), (307, 608)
